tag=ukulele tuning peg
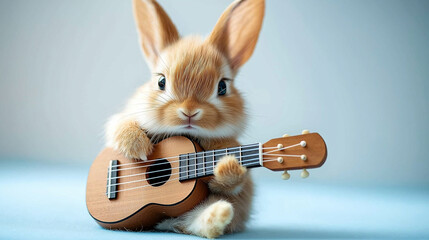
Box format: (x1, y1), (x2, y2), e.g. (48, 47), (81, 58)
(302, 129), (310, 134)
(281, 170), (290, 180)
(300, 169), (309, 178)
(282, 134), (289, 137)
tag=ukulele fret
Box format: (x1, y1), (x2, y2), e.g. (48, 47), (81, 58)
(186, 153), (190, 179)
(211, 150), (215, 174)
(188, 153), (196, 179)
(214, 149), (226, 170)
(202, 151), (206, 176)
(196, 152), (204, 177)
(179, 154), (187, 181)
(204, 150), (214, 176)
(227, 147), (241, 165)
(239, 146), (242, 165)
(240, 144), (261, 168)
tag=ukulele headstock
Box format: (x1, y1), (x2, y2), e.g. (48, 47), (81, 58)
(262, 130), (327, 179)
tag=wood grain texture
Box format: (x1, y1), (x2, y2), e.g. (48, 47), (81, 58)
(86, 136), (208, 230)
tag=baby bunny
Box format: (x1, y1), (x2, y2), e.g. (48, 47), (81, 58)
(105, 0), (264, 238)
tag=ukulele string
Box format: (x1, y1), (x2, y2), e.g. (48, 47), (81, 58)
(111, 143), (299, 169)
(111, 145), (285, 174)
(260, 143), (303, 156)
(105, 141), (306, 192)
(110, 151), (302, 181)
(111, 143), (261, 168)
(109, 156), (266, 187)
(111, 145), (260, 172)
(110, 142), (303, 173)
(109, 153), (303, 188)
(109, 157), (283, 194)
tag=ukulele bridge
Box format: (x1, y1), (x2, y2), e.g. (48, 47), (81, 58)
(106, 160), (118, 199)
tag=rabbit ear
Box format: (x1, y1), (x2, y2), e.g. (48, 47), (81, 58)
(133, 0), (179, 69)
(208, 0), (265, 73)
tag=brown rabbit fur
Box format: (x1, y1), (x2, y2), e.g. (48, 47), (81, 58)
(105, 0), (264, 238)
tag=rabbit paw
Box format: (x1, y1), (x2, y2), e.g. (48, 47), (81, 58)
(113, 121), (153, 160)
(210, 155), (247, 194)
(199, 200), (234, 239)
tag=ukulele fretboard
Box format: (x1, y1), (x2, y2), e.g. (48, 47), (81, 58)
(178, 143), (262, 181)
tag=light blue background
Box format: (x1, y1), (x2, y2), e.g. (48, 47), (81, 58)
(1, 0), (429, 239)
(1, 0), (429, 185)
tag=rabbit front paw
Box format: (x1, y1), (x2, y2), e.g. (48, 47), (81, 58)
(113, 121), (153, 160)
(209, 155), (247, 194)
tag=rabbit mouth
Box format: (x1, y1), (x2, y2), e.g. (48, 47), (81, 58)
(182, 117), (197, 129)
(183, 121), (202, 130)
(181, 123), (200, 131)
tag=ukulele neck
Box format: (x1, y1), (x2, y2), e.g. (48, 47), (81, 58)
(178, 143), (262, 181)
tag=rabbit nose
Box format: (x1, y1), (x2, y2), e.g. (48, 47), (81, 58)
(178, 108), (202, 120)
(181, 111), (198, 118)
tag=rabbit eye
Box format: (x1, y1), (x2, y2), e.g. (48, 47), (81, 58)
(218, 80), (227, 96)
(158, 76), (166, 90)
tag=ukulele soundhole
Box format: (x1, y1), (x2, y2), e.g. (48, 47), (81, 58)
(146, 159), (171, 187)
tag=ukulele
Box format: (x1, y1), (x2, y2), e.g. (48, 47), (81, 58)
(86, 131), (327, 230)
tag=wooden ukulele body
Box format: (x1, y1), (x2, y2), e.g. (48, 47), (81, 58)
(86, 136), (209, 230)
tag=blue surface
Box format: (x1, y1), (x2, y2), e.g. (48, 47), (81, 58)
(1, 163), (429, 240)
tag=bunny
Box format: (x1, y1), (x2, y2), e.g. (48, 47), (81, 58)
(105, 0), (264, 238)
